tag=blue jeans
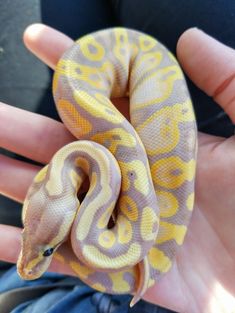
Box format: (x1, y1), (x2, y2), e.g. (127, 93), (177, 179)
(0, 266), (173, 313)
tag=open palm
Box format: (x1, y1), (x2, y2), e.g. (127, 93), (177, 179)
(0, 25), (234, 313)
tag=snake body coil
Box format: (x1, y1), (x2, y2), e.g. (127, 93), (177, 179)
(17, 28), (197, 306)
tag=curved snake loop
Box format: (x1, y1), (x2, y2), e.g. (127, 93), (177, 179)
(17, 28), (197, 306)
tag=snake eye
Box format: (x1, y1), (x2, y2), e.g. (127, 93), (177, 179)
(43, 248), (54, 257)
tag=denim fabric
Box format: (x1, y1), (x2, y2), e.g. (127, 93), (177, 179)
(0, 266), (175, 313)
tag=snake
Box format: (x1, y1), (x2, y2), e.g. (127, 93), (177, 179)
(17, 27), (197, 306)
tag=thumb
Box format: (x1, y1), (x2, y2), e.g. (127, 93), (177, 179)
(177, 28), (235, 123)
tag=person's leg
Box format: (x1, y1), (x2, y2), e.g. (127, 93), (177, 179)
(111, 0), (235, 137)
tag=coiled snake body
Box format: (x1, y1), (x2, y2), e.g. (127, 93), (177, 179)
(17, 28), (197, 306)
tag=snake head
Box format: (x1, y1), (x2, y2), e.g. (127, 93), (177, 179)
(17, 228), (58, 280)
(16, 163), (79, 280)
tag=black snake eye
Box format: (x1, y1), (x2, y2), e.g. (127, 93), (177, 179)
(43, 248), (54, 257)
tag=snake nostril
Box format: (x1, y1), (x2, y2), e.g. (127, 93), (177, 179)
(24, 268), (33, 276)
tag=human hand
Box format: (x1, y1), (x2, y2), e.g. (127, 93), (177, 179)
(0, 24), (234, 313)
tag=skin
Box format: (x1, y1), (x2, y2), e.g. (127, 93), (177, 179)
(0, 24), (235, 313)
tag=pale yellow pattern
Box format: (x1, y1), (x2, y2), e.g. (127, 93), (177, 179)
(136, 106), (180, 155)
(148, 278), (155, 288)
(140, 207), (159, 241)
(92, 128), (136, 154)
(34, 165), (49, 183)
(117, 215), (132, 244)
(131, 65), (184, 109)
(139, 34), (157, 52)
(113, 28), (130, 70)
(131, 51), (163, 86)
(49, 212), (77, 248)
(119, 159), (150, 195)
(79, 35), (105, 61)
(156, 221), (187, 245)
(97, 201), (116, 229)
(158, 191), (179, 218)
(45, 144), (90, 195)
(58, 98), (92, 137)
(76, 158), (90, 176)
(148, 247), (172, 273)
(70, 169), (84, 190)
(77, 182), (112, 241)
(83, 243), (141, 269)
(119, 195), (139, 222)
(186, 193), (195, 211)
(109, 272), (131, 293)
(99, 230), (116, 249)
(152, 157), (196, 189)
(70, 260), (95, 278)
(76, 146), (114, 240)
(53, 252), (65, 264)
(91, 283), (106, 292)
(73, 90), (125, 124)
(22, 198), (29, 223)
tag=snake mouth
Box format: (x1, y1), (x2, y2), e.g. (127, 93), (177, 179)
(17, 266), (37, 280)
(17, 259), (52, 280)
(17, 248), (53, 280)
(17, 259), (39, 280)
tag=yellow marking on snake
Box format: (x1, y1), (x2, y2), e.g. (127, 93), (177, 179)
(186, 193), (195, 211)
(152, 157), (196, 189)
(34, 165), (49, 183)
(119, 195), (139, 222)
(117, 215), (132, 244)
(70, 260), (95, 279)
(58, 99), (92, 137)
(79, 34), (105, 61)
(92, 128), (136, 154)
(139, 34), (157, 51)
(109, 272), (131, 293)
(83, 243), (141, 269)
(156, 221), (187, 245)
(119, 160), (150, 195)
(99, 230), (116, 249)
(148, 247), (172, 273)
(70, 169), (84, 189)
(158, 191), (179, 218)
(140, 207), (159, 241)
(97, 201), (116, 229)
(53, 252), (65, 264)
(91, 283), (106, 292)
(132, 65), (184, 108)
(77, 181), (112, 241)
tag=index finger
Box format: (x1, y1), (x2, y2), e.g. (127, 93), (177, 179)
(177, 28), (235, 123)
(23, 23), (74, 70)
(0, 25), (76, 163)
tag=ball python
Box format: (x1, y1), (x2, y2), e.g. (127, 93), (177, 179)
(17, 27), (197, 306)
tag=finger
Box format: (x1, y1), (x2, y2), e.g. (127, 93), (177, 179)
(0, 154), (40, 203)
(0, 153), (88, 204)
(0, 224), (74, 277)
(23, 24), (131, 118)
(0, 225), (21, 264)
(23, 23), (74, 69)
(177, 28), (235, 123)
(0, 102), (75, 164)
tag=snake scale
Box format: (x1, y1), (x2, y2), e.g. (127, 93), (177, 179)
(17, 27), (197, 306)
